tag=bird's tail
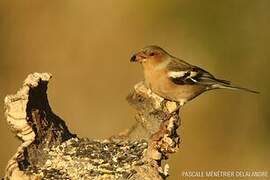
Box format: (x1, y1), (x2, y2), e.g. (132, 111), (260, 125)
(211, 81), (259, 94)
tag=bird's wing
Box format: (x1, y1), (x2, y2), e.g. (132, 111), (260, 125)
(167, 57), (231, 86)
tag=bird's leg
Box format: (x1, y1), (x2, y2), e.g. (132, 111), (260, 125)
(179, 100), (186, 107)
(177, 102), (183, 110)
(147, 83), (153, 94)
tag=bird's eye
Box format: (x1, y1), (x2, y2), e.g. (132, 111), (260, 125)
(149, 52), (155, 56)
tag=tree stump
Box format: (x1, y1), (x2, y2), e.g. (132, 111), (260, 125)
(3, 73), (181, 180)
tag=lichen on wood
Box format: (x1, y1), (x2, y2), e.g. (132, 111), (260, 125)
(3, 73), (181, 180)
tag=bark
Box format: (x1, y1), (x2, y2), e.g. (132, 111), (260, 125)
(3, 73), (181, 180)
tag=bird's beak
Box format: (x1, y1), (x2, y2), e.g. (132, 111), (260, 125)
(130, 52), (147, 63)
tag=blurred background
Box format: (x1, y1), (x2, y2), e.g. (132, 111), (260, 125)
(0, 0), (269, 179)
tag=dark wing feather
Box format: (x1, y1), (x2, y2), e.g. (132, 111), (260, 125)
(167, 57), (231, 86)
(167, 57), (259, 94)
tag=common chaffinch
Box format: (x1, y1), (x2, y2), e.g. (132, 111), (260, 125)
(130, 45), (258, 106)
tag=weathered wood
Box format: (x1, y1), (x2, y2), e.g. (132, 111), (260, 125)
(3, 73), (181, 180)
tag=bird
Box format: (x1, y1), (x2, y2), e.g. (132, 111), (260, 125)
(130, 45), (259, 106)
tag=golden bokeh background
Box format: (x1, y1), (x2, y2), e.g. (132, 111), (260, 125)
(0, 0), (269, 179)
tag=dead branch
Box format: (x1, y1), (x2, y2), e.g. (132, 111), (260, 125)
(3, 73), (181, 180)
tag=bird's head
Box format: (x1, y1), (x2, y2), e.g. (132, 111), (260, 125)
(130, 45), (169, 64)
